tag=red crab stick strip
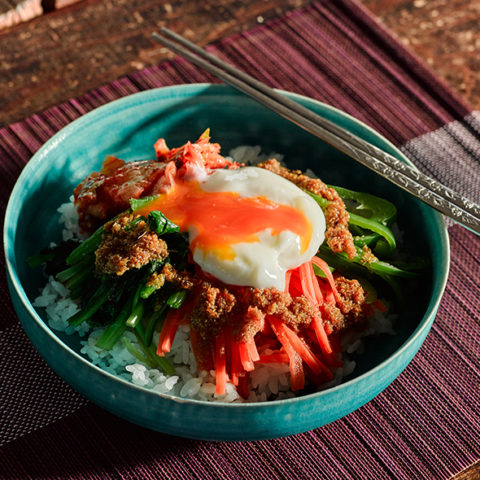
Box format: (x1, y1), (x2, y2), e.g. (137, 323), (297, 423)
(308, 261), (324, 304)
(311, 314), (333, 355)
(258, 351), (290, 364)
(311, 256), (341, 303)
(246, 337), (260, 362)
(275, 318), (332, 379)
(297, 261), (332, 356)
(284, 269), (292, 294)
(298, 262), (316, 304)
(225, 326), (241, 386)
(268, 316), (305, 391)
(157, 307), (184, 356)
(230, 340), (242, 386)
(238, 342), (255, 372)
(215, 330), (227, 395)
(324, 286), (335, 305)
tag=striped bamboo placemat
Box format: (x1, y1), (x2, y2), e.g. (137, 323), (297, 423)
(1, 1), (478, 478)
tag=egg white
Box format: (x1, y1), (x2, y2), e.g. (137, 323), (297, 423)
(190, 166), (326, 290)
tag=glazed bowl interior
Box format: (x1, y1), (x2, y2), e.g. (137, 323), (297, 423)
(4, 84), (449, 441)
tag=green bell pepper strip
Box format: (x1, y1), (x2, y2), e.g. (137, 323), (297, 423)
(330, 185), (397, 226)
(353, 233), (380, 248)
(306, 189), (397, 254)
(317, 244), (418, 278)
(348, 211), (396, 253)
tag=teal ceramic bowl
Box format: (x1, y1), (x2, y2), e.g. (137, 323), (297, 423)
(4, 84), (449, 441)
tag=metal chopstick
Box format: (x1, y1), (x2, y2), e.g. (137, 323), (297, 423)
(152, 29), (480, 235)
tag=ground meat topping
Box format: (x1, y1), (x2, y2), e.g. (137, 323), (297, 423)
(190, 283), (236, 339)
(258, 158), (356, 259)
(321, 276), (367, 331)
(156, 266), (325, 342)
(249, 288), (292, 316)
(95, 213), (168, 276)
(160, 263), (197, 290)
(360, 245), (377, 264)
(233, 306), (266, 342)
(334, 275), (366, 321)
(322, 303), (346, 332)
(285, 296), (318, 329)
(138, 258), (368, 343)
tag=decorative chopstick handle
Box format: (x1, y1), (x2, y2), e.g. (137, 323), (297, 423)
(152, 29), (480, 235)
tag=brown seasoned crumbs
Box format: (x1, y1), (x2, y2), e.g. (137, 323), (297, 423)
(158, 264), (368, 343)
(233, 306), (265, 342)
(360, 245), (378, 264)
(189, 327), (213, 371)
(145, 271), (165, 290)
(160, 263), (197, 290)
(325, 203), (355, 259)
(258, 159), (356, 259)
(202, 285), (318, 342)
(95, 213), (168, 276)
(190, 283), (236, 339)
(322, 303), (346, 331)
(321, 276), (368, 331)
(334, 275), (366, 321)
(283, 296), (318, 330)
(249, 287), (292, 316)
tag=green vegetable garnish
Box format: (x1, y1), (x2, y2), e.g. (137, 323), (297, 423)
(129, 196), (159, 211)
(68, 277), (116, 327)
(307, 188), (397, 255)
(147, 210), (179, 235)
(167, 290), (187, 309)
(27, 251), (56, 268)
(316, 244), (418, 279)
(331, 185), (397, 226)
(66, 224), (104, 266)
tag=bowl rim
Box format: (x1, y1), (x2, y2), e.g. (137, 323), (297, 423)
(4, 82), (450, 409)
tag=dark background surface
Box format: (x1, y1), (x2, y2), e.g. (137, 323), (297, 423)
(0, 0), (479, 126)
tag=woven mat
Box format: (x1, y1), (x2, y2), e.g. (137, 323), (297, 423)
(1, 1), (479, 478)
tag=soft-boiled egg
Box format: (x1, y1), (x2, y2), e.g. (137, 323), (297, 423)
(137, 166), (325, 290)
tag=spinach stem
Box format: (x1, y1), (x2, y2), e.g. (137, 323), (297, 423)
(68, 279), (114, 327)
(66, 225), (104, 266)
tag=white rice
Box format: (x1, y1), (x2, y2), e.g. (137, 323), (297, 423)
(32, 147), (395, 403)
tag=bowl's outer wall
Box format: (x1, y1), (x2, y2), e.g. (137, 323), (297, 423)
(5, 84), (449, 441)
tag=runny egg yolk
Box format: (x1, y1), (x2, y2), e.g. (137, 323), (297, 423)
(136, 180), (312, 260)
(135, 167), (325, 290)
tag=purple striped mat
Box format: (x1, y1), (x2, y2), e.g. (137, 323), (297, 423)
(1, 1), (479, 478)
